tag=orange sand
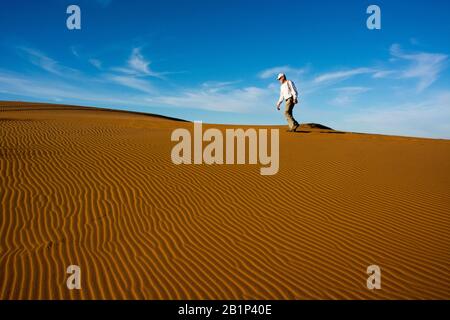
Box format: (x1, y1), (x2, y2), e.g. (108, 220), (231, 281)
(1, 102), (449, 299)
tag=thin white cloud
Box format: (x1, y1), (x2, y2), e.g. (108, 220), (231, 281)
(259, 66), (306, 79)
(334, 86), (370, 93)
(200, 80), (241, 93)
(372, 70), (395, 78)
(147, 86), (273, 113)
(313, 68), (374, 84)
(112, 48), (165, 79)
(0, 70), (155, 107)
(330, 86), (371, 106)
(89, 58), (102, 69)
(128, 48), (151, 75)
(107, 75), (156, 94)
(344, 91), (450, 139)
(17, 47), (80, 77)
(389, 44), (448, 91)
(70, 46), (80, 58)
(10, 46), (165, 96)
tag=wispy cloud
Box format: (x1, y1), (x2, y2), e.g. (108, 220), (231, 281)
(0, 70), (154, 107)
(372, 70), (396, 78)
(89, 58), (102, 69)
(0, 71), (107, 103)
(70, 46), (80, 58)
(345, 91), (450, 139)
(258, 66), (306, 79)
(9, 46), (173, 97)
(334, 86), (371, 94)
(17, 47), (80, 77)
(200, 80), (241, 93)
(329, 86), (371, 106)
(113, 48), (165, 78)
(107, 75), (156, 94)
(147, 85), (272, 113)
(389, 44), (448, 91)
(128, 47), (152, 75)
(313, 68), (374, 84)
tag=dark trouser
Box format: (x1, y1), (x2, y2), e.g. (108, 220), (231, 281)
(284, 97), (299, 129)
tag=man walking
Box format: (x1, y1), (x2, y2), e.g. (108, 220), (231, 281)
(276, 73), (299, 132)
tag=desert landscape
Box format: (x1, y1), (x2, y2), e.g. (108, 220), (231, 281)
(0, 101), (449, 299)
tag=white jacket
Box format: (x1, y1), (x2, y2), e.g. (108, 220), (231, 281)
(278, 80), (298, 105)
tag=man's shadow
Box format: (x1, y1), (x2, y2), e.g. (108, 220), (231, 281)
(292, 123), (346, 134)
(293, 130), (346, 134)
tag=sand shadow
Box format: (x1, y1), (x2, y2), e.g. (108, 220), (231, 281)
(291, 130), (346, 134)
(294, 130), (311, 133)
(319, 131), (346, 134)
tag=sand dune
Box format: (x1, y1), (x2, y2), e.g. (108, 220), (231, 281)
(1, 101), (449, 299)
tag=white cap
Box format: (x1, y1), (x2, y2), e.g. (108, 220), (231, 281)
(277, 73), (285, 80)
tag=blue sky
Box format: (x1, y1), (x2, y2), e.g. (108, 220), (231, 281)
(0, 0), (449, 138)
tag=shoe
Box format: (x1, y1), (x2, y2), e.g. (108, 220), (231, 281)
(292, 123), (299, 132)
